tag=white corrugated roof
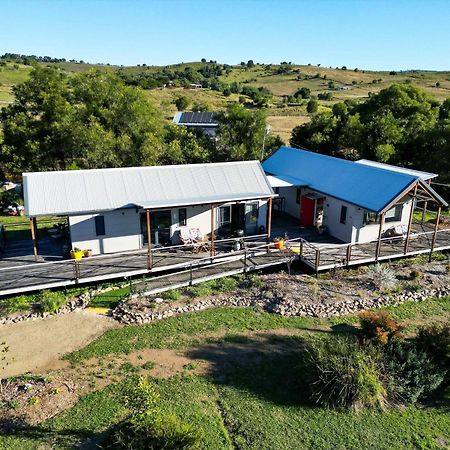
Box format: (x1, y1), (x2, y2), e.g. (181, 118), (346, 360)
(23, 161), (275, 217)
(355, 159), (437, 181)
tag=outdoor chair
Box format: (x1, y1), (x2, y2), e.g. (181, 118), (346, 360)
(179, 227), (210, 253)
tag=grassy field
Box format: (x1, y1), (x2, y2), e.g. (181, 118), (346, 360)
(1, 296), (450, 449)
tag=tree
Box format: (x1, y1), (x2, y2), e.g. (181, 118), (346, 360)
(290, 84), (445, 172)
(174, 95), (190, 111)
(215, 104), (282, 161)
(201, 58), (206, 63)
(294, 87), (311, 99)
(0, 66), (169, 174)
(306, 99), (319, 114)
(247, 60), (255, 68)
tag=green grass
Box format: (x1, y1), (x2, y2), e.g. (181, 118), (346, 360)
(0, 214), (64, 241)
(65, 297), (450, 364)
(89, 286), (131, 309)
(2, 297), (450, 449)
(3, 362), (449, 449)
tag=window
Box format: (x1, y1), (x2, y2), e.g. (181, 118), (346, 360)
(340, 205), (347, 224)
(296, 188), (301, 204)
(178, 208), (187, 226)
(218, 205), (231, 227)
(95, 215), (105, 236)
(385, 204), (403, 223)
(363, 210), (378, 225)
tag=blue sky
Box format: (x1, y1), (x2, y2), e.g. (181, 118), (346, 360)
(1, 0), (449, 70)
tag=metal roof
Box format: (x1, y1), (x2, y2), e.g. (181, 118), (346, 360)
(262, 146), (444, 213)
(24, 161), (275, 217)
(355, 159), (437, 181)
(173, 111), (218, 127)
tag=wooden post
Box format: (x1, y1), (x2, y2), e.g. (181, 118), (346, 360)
(315, 248), (320, 271)
(266, 197), (273, 253)
(30, 217), (38, 261)
(146, 209), (152, 270)
(346, 244), (352, 266)
(299, 240), (304, 257)
(210, 204), (215, 257)
(404, 186), (417, 254)
(421, 201), (428, 224)
(429, 206), (441, 261)
(375, 212), (385, 261)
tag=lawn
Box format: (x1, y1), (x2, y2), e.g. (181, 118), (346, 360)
(0, 214), (64, 241)
(1, 297), (450, 449)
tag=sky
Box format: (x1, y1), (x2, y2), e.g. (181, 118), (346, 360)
(1, 0), (449, 70)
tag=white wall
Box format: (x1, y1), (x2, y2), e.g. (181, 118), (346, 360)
(321, 195), (356, 243)
(352, 199), (413, 243)
(70, 201), (268, 254)
(69, 209), (142, 255)
(279, 186), (300, 219)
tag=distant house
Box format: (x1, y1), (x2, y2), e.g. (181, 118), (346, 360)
(335, 85), (352, 91)
(187, 83), (203, 89)
(263, 147), (447, 244)
(24, 161), (274, 255)
(173, 111), (219, 137)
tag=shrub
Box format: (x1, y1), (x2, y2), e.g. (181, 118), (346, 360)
(366, 263), (397, 291)
(1, 295), (32, 315)
(238, 274), (264, 289)
(209, 277), (238, 294)
(106, 377), (203, 450)
(382, 340), (445, 404)
(185, 283), (213, 298)
(410, 269), (422, 280)
(304, 336), (387, 410)
(37, 290), (67, 313)
(416, 323), (450, 371)
(358, 311), (402, 346)
(161, 289), (182, 301)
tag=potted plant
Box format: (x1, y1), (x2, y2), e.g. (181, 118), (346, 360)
(70, 247), (83, 260)
(273, 237), (284, 249)
(83, 249), (92, 258)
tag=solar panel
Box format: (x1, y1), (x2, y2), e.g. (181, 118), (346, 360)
(179, 112), (216, 125)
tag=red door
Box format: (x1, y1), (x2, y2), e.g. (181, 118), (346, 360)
(300, 196), (315, 227)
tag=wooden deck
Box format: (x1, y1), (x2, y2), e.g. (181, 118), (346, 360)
(0, 221), (449, 298)
(287, 223), (450, 271)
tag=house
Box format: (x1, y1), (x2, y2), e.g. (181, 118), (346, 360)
(335, 85), (353, 91)
(263, 147), (447, 244)
(23, 161), (275, 256)
(173, 111), (219, 137)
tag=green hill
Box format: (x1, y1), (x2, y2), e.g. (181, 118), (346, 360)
(1, 57), (449, 142)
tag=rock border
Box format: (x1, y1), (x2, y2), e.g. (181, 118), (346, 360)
(0, 285), (125, 326)
(112, 286), (450, 325)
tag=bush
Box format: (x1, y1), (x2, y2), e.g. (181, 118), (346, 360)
(366, 263), (397, 291)
(105, 377), (203, 450)
(209, 277), (238, 294)
(304, 336), (387, 410)
(0, 295), (32, 315)
(382, 339), (445, 404)
(416, 323), (450, 371)
(358, 311), (402, 345)
(185, 283), (213, 298)
(37, 290), (66, 313)
(161, 289), (182, 301)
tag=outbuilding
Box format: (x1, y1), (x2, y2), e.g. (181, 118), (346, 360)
(23, 161), (275, 257)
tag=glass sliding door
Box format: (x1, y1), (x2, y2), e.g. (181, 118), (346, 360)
(140, 210), (172, 246)
(244, 202), (259, 235)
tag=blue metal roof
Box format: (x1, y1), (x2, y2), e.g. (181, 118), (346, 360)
(263, 147), (419, 213)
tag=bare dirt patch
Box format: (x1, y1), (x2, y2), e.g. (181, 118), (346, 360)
(0, 311), (119, 377)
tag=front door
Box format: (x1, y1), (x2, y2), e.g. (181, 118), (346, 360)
(300, 196), (315, 227)
(244, 202), (259, 235)
(141, 210), (172, 246)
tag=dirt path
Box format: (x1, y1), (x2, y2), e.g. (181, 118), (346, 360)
(0, 311), (119, 377)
